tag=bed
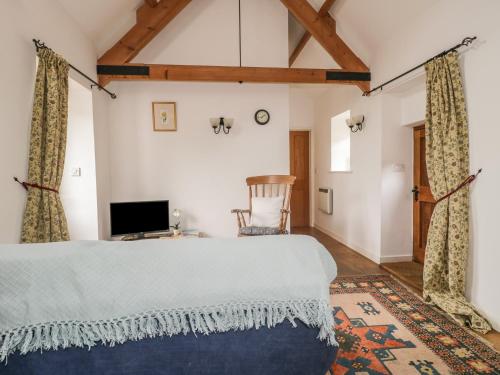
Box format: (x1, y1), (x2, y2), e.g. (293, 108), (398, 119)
(0, 235), (338, 374)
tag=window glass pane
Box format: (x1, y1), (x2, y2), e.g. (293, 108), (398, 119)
(330, 110), (351, 172)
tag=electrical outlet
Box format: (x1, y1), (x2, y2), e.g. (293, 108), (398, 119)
(71, 167), (81, 177)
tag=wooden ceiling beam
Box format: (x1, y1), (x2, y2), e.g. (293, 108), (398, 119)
(318, 0), (337, 14)
(282, 0), (369, 91)
(289, 32), (312, 68)
(145, 0), (160, 7)
(98, 0), (191, 66)
(96, 64), (370, 86)
(289, 0), (336, 67)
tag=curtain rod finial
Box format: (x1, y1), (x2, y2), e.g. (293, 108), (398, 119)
(32, 39), (47, 52)
(462, 36), (477, 46)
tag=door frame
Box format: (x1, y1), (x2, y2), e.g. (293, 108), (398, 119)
(289, 129), (314, 227)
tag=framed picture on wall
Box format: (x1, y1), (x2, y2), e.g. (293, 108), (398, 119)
(152, 102), (177, 131)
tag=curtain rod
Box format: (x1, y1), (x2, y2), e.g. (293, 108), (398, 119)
(33, 39), (117, 99)
(238, 0), (242, 68)
(362, 36), (477, 97)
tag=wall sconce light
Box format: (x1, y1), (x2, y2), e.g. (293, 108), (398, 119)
(346, 115), (365, 133)
(210, 117), (233, 134)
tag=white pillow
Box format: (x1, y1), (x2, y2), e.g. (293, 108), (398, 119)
(250, 196), (284, 228)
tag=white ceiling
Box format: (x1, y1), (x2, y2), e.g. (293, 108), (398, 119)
(57, 0), (439, 65)
(57, 0), (142, 55)
(290, 0), (439, 67)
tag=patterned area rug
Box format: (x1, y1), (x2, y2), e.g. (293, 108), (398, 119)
(327, 275), (499, 374)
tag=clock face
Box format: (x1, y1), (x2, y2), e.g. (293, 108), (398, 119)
(255, 109), (270, 125)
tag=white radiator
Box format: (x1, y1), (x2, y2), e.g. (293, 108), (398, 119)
(318, 187), (333, 214)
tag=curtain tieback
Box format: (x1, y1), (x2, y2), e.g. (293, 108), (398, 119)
(13, 177), (59, 194)
(435, 168), (482, 204)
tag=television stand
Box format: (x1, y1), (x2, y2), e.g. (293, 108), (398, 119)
(120, 231), (171, 241)
(119, 230), (205, 241)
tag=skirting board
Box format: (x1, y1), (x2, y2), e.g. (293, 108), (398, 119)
(313, 224), (381, 264)
(379, 255), (414, 263)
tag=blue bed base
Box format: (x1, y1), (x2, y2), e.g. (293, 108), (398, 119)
(3, 321), (337, 375)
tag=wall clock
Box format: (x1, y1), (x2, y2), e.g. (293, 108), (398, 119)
(255, 109), (270, 125)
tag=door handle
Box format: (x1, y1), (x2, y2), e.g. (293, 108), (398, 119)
(411, 186), (419, 202)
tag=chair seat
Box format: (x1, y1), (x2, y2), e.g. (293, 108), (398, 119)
(239, 226), (288, 236)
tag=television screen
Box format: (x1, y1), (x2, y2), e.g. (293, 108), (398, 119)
(110, 200), (169, 236)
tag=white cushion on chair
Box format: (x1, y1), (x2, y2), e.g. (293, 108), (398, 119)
(250, 196), (284, 228)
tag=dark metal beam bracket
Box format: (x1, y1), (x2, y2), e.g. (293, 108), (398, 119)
(97, 65), (150, 76)
(326, 71), (371, 82)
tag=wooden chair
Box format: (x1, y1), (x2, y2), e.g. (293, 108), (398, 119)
(231, 175), (296, 236)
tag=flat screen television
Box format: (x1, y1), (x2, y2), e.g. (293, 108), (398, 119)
(110, 200), (169, 236)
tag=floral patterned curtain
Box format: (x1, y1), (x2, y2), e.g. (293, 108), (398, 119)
(20, 49), (70, 243)
(423, 51), (490, 333)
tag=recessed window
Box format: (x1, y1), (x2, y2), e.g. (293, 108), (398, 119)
(330, 110), (351, 172)
(59, 78), (99, 240)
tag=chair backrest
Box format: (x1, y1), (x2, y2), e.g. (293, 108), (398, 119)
(246, 175), (296, 214)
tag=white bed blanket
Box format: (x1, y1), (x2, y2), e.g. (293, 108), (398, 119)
(0, 235), (337, 361)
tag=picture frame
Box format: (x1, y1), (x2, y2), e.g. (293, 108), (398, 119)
(152, 102), (177, 131)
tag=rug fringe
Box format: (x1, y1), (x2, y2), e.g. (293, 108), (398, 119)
(0, 299), (337, 362)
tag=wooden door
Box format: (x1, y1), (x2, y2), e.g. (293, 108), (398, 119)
(289, 131), (310, 228)
(413, 126), (436, 264)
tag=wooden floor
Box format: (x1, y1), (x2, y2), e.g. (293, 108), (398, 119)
(381, 261), (423, 292)
(292, 226), (500, 351)
(292, 226), (386, 277)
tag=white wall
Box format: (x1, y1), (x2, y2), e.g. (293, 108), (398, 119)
(380, 94), (413, 262)
(108, 82), (289, 237)
(105, 0), (290, 238)
(305, 0), (500, 329)
(134, 0), (288, 68)
(373, 0), (500, 330)
(399, 76), (426, 126)
(241, 0), (288, 68)
(289, 87), (316, 130)
(92, 91), (112, 241)
(0, 0), (107, 243)
(292, 38), (340, 69)
(312, 86), (382, 263)
(60, 79), (99, 240)
(133, 0), (239, 66)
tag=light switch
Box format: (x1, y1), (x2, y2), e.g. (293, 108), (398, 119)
(71, 167), (81, 177)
